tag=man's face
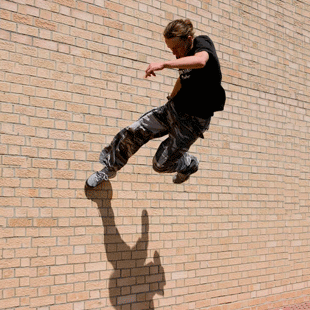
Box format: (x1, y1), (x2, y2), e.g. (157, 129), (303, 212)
(165, 36), (193, 59)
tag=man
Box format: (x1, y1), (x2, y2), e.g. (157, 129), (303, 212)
(86, 19), (225, 187)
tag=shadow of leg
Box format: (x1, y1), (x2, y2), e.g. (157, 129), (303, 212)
(84, 182), (166, 310)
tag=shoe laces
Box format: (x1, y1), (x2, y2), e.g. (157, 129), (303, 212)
(95, 170), (108, 182)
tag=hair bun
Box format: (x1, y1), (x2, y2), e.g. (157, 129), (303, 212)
(163, 19), (195, 39)
(184, 19), (193, 28)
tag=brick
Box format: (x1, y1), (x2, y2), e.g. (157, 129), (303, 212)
(33, 38), (57, 51)
(1, 20), (17, 32)
(1, 297), (20, 308)
(67, 291), (89, 302)
(12, 13), (32, 25)
(30, 296), (55, 307)
(88, 4), (109, 17)
(34, 18), (57, 31)
(33, 218), (57, 227)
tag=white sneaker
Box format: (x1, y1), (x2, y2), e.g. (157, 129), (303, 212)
(86, 167), (116, 187)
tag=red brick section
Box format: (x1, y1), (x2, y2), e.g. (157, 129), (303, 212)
(276, 302), (310, 310)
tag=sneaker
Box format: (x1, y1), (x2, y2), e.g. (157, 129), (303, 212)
(86, 167), (116, 188)
(173, 156), (199, 184)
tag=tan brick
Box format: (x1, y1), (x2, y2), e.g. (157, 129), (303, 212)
(34, 18), (57, 31)
(8, 218), (32, 227)
(67, 291), (89, 302)
(12, 13), (32, 25)
(88, 4), (108, 17)
(33, 37), (57, 51)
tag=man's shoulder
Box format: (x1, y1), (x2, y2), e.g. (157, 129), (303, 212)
(196, 34), (210, 38)
(194, 35), (213, 45)
(193, 35), (216, 54)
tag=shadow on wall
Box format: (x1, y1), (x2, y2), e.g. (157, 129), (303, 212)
(84, 182), (166, 310)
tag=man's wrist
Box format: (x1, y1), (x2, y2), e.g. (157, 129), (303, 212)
(163, 61), (172, 69)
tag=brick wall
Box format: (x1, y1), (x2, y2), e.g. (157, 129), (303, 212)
(1, 0), (310, 309)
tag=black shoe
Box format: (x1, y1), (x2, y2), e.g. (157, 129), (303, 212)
(173, 156), (199, 184)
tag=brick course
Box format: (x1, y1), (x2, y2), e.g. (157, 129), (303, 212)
(1, 0), (310, 309)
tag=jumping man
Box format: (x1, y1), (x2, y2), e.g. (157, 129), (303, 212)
(86, 19), (226, 187)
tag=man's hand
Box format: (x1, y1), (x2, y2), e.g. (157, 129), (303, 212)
(145, 62), (165, 78)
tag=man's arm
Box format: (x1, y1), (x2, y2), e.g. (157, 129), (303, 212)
(145, 51), (209, 78)
(164, 51), (209, 70)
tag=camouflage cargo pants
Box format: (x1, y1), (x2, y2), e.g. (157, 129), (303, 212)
(99, 100), (212, 175)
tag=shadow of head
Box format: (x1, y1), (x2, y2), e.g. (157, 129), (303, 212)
(84, 182), (166, 309)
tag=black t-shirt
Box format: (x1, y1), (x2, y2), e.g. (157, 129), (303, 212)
(173, 35), (226, 118)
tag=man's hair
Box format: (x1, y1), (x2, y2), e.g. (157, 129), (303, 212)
(163, 19), (195, 39)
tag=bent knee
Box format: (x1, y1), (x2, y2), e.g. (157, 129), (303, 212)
(153, 157), (174, 173)
(152, 158), (166, 173)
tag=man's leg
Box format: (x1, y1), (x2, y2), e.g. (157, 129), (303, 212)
(173, 116), (212, 184)
(152, 110), (212, 183)
(152, 130), (199, 175)
(86, 108), (168, 187)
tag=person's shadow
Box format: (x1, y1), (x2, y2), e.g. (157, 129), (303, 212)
(84, 181), (166, 309)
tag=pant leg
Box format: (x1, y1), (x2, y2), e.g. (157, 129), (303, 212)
(99, 108), (168, 172)
(175, 115), (211, 174)
(153, 102), (212, 174)
(152, 122), (199, 174)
